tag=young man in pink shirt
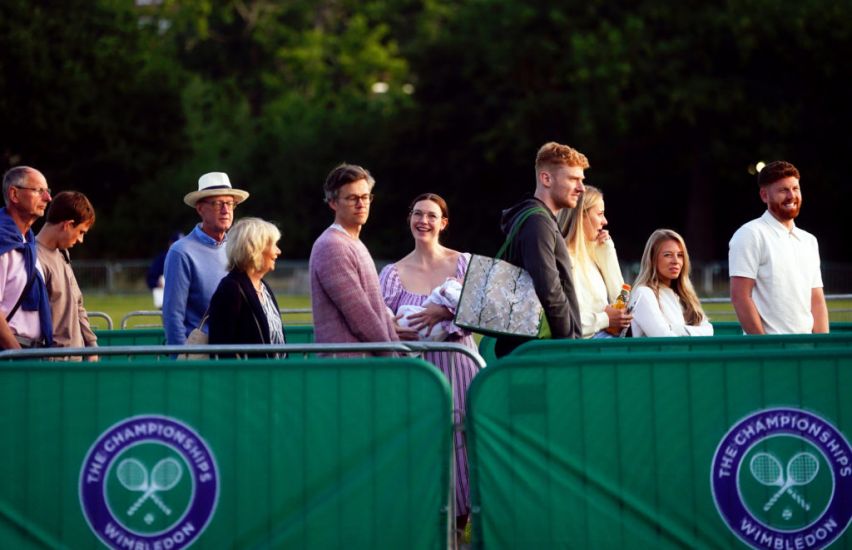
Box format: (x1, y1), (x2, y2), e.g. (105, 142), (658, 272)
(309, 163), (415, 350)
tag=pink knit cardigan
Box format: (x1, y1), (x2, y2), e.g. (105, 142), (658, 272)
(309, 227), (399, 346)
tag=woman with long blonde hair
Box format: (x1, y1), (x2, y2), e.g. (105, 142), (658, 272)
(564, 186), (632, 338)
(629, 229), (713, 337)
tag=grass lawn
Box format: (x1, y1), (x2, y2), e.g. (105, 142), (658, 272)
(702, 299), (852, 323)
(83, 292), (312, 329)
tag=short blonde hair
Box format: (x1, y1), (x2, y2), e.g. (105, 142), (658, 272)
(535, 142), (590, 173)
(226, 217), (281, 272)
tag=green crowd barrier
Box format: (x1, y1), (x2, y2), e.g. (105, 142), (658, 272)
(513, 331), (852, 357)
(97, 325), (315, 347)
(711, 321), (852, 335)
(97, 328), (165, 346)
(477, 322), (852, 365)
(93, 325), (316, 361)
(713, 321), (743, 336)
(478, 336), (498, 366)
(466, 349), (852, 549)
(0, 357), (451, 549)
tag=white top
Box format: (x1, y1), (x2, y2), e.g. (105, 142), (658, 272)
(0, 249), (44, 339)
(629, 285), (714, 337)
(573, 238), (624, 338)
(728, 210), (823, 334)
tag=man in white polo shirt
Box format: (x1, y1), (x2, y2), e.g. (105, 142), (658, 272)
(729, 160), (828, 334)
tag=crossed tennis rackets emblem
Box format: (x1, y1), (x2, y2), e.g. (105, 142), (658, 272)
(116, 457), (183, 516)
(749, 451), (820, 512)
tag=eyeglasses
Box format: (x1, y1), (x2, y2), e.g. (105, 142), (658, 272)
(340, 193), (374, 205)
(202, 199), (237, 210)
(411, 210), (443, 222)
(14, 185), (51, 196)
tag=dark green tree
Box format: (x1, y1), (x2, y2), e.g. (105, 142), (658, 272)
(0, 0), (187, 257)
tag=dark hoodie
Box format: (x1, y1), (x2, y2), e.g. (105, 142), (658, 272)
(495, 198), (581, 355)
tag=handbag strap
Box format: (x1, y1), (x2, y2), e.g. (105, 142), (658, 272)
(5, 268), (36, 322)
(495, 207), (549, 260)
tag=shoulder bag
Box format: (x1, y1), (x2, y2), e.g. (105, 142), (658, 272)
(454, 207), (551, 339)
(177, 311), (210, 360)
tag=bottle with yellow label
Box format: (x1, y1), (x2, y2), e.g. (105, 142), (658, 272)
(605, 284), (631, 336)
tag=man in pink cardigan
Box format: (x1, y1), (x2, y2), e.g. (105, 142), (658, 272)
(309, 163), (413, 350)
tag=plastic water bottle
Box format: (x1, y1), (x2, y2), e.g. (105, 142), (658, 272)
(606, 284), (631, 336)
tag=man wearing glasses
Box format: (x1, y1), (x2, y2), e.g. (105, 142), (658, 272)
(309, 163), (411, 353)
(163, 172), (249, 346)
(0, 166), (54, 349)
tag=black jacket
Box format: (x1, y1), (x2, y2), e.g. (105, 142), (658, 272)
(208, 270), (283, 355)
(495, 198), (581, 355)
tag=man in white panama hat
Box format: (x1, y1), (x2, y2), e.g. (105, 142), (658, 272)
(163, 172), (249, 346)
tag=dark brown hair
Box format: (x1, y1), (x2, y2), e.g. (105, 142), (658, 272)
(45, 191), (95, 226)
(408, 192), (449, 218)
(323, 163), (375, 203)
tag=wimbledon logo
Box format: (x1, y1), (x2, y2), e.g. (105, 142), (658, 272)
(80, 415), (219, 550)
(711, 407), (852, 549)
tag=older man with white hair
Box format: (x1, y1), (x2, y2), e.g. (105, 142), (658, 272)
(0, 166), (54, 349)
(163, 172), (249, 346)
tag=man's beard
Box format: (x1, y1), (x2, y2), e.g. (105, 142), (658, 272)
(768, 200), (801, 221)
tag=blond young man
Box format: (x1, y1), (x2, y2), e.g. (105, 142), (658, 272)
(495, 142), (587, 356)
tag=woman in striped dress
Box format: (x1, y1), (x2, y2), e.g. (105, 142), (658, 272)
(379, 193), (480, 535)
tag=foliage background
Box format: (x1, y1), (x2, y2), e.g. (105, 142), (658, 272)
(2, 0), (850, 265)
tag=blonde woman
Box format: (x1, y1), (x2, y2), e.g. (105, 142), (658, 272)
(564, 186), (632, 338)
(629, 229), (713, 337)
(208, 217), (285, 353)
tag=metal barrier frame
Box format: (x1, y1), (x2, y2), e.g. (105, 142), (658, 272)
(119, 308), (313, 328)
(86, 311), (113, 330)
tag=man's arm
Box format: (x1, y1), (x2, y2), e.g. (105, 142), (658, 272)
(162, 248), (191, 345)
(811, 287), (829, 333)
(0, 255), (21, 348)
(517, 217), (578, 338)
(730, 276), (765, 334)
(0, 315), (21, 349)
(77, 290), (99, 361)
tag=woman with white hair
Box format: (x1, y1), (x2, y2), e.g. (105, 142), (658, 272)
(208, 217), (285, 353)
(629, 228), (713, 337)
(564, 186), (632, 338)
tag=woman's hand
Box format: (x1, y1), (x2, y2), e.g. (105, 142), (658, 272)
(605, 304), (632, 330)
(392, 313), (421, 341)
(405, 303), (453, 336)
(593, 229), (611, 245)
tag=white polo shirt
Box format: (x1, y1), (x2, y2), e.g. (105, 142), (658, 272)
(729, 210), (823, 334)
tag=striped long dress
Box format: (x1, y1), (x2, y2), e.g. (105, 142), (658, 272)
(379, 253), (480, 518)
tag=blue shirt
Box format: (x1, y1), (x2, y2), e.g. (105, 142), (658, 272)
(162, 224), (228, 345)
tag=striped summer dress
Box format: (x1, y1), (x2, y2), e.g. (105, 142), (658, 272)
(379, 253), (480, 518)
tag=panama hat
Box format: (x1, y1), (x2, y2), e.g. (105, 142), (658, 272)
(184, 172), (250, 207)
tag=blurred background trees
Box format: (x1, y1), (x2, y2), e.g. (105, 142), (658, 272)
(2, 0), (850, 265)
